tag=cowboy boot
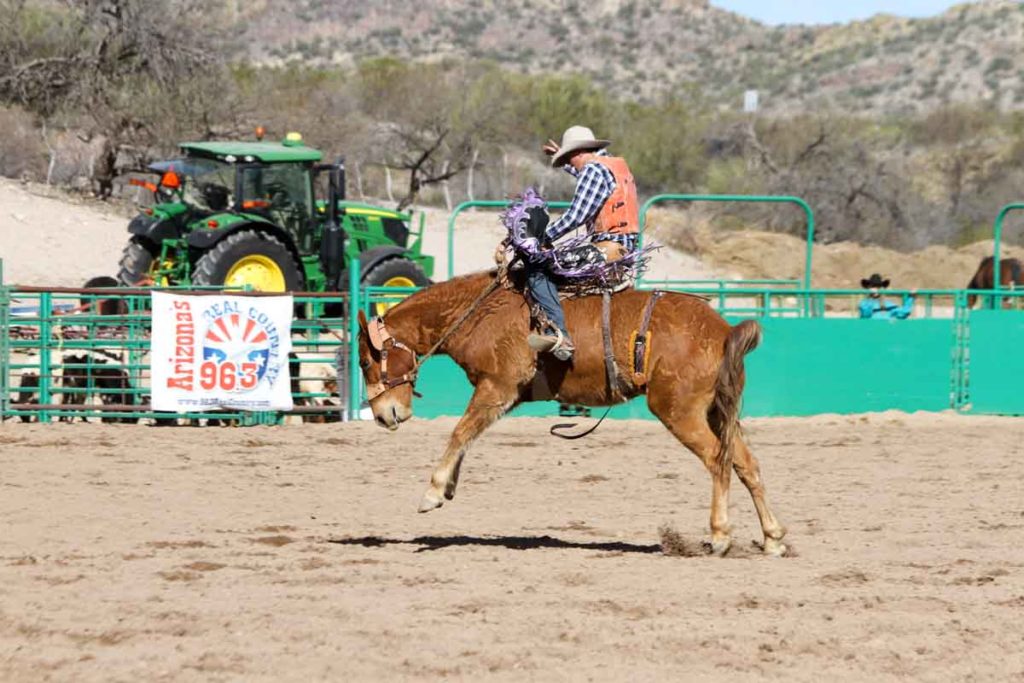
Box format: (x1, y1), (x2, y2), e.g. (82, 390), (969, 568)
(528, 328), (575, 361)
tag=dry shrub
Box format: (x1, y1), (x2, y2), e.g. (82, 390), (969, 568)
(0, 106), (44, 180)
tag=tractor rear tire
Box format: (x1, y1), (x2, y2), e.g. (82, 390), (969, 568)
(193, 231), (303, 293)
(362, 258), (430, 315)
(117, 238), (158, 287)
(362, 258), (430, 288)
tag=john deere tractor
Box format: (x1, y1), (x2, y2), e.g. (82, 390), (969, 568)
(118, 132), (433, 307)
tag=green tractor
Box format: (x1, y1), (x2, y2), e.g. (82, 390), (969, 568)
(118, 132), (433, 310)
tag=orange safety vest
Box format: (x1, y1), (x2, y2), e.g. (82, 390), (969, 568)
(590, 156), (639, 235)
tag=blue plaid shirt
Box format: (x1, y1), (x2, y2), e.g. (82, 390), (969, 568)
(545, 149), (616, 243)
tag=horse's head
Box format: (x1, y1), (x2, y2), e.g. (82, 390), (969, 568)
(357, 310), (416, 430)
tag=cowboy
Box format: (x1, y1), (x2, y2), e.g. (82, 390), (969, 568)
(526, 125), (640, 360)
(858, 273), (916, 319)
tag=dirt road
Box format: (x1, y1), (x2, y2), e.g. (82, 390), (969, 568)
(1, 413), (1022, 680)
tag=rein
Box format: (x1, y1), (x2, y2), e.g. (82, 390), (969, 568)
(549, 406), (613, 440)
(366, 278), (501, 400)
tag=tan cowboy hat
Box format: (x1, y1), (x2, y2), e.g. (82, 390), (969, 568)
(551, 125), (610, 167)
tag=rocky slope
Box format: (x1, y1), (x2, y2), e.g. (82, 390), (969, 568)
(236, 0), (1024, 113)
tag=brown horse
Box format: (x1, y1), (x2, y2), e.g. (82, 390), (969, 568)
(967, 256), (1023, 308)
(355, 271), (787, 556)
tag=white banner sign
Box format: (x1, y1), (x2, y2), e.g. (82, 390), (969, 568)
(151, 292), (293, 412)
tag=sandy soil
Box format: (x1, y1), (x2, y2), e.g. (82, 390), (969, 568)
(1, 412), (1023, 681)
(0, 180), (130, 287)
(648, 208), (1022, 290)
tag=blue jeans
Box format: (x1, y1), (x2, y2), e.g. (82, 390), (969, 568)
(526, 269), (568, 337)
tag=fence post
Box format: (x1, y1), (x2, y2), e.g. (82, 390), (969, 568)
(952, 290), (971, 411)
(0, 259), (7, 419)
(992, 202), (1024, 309)
(638, 194), (815, 292)
(347, 257), (361, 421)
(38, 291), (52, 423)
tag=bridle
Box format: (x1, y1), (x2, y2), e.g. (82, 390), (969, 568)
(361, 278), (502, 402)
(365, 316), (420, 401)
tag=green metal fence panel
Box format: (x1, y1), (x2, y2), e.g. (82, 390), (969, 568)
(0, 259), (7, 417)
(963, 309), (1024, 414)
(991, 202), (1024, 307)
(3, 285), (351, 424)
(739, 318), (955, 416)
(4, 275), (1023, 423)
(364, 309), (957, 420)
(638, 194), (815, 290)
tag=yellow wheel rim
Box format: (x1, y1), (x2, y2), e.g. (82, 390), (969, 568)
(224, 255), (286, 292)
(374, 275), (417, 314)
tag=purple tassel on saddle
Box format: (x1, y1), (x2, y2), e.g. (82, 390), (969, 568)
(500, 188), (656, 288)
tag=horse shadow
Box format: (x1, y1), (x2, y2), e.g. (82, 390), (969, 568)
(327, 534), (662, 555)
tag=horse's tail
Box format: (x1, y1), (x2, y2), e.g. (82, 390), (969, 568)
(708, 320), (762, 474)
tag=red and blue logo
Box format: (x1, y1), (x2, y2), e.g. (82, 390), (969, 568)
(199, 303), (283, 392)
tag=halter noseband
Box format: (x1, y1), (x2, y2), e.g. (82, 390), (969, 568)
(365, 316), (419, 401)
(361, 278), (502, 403)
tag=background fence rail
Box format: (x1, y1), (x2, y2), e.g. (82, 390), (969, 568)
(5, 277), (1024, 423)
(6, 181), (1024, 425)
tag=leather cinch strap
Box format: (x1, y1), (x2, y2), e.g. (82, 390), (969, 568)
(602, 292), (627, 402)
(632, 290), (663, 386)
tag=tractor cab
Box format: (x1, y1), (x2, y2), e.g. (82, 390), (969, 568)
(118, 132), (433, 298)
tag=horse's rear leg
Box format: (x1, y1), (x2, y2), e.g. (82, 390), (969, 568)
(732, 436), (787, 556)
(653, 402), (733, 556)
(419, 380), (517, 513)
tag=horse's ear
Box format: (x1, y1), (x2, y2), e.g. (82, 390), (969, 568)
(357, 310), (369, 333)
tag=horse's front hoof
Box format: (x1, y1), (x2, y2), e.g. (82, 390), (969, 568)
(762, 537), (788, 557)
(418, 490), (444, 513)
(706, 537), (732, 557)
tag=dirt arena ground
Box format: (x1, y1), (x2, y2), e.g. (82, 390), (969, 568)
(1, 412), (1023, 681)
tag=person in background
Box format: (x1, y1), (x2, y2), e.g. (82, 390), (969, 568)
(858, 273), (916, 319)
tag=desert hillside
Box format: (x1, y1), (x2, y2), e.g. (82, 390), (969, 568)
(240, 0), (1024, 114)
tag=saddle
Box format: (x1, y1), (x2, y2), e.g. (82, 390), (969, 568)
(523, 286), (665, 402)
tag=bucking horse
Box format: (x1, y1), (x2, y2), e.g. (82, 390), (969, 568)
(353, 193), (788, 557)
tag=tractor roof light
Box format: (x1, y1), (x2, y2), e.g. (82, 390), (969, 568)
(161, 169), (181, 189)
(207, 219), (219, 229)
(255, 125), (266, 141)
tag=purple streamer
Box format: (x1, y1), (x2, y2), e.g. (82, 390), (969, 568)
(500, 188), (657, 287)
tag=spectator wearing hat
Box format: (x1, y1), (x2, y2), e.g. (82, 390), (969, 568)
(858, 273), (916, 319)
